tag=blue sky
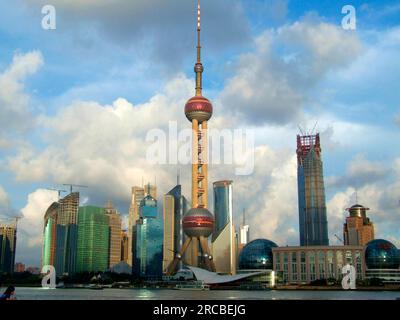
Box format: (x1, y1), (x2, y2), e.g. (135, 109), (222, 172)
(0, 0), (399, 266)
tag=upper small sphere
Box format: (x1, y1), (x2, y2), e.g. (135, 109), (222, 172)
(182, 207), (214, 238)
(185, 96), (213, 122)
(365, 239), (400, 270)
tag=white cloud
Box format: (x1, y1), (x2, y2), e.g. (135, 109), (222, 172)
(15, 189), (58, 265)
(218, 16), (362, 125)
(0, 51), (43, 134)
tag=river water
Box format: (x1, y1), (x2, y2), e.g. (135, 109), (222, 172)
(7, 287), (400, 300)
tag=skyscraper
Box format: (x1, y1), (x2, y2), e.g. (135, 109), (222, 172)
(166, 0), (216, 274)
(76, 206), (110, 273)
(42, 202), (59, 268)
(105, 201), (122, 269)
(121, 230), (129, 263)
(343, 204), (375, 246)
(163, 183), (188, 273)
(55, 192), (79, 275)
(297, 134), (329, 246)
(211, 180), (236, 274)
(239, 210), (250, 250)
(0, 224), (17, 274)
(128, 185), (156, 266)
(133, 190), (163, 278)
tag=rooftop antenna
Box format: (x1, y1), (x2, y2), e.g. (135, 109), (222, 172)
(177, 169), (181, 185)
(195, 0), (203, 96)
(242, 208), (246, 226)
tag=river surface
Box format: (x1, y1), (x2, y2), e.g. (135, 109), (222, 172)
(6, 287), (400, 300)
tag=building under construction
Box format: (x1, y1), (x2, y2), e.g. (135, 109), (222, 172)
(296, 133), (329, 246)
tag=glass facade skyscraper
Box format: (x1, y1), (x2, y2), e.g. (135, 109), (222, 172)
(43, 192), (79, 275)
(134, 218), (163, 278)
(76, 206), (110, 273)
(134, 190), (163, 278)
(163, 184), (188, 273)
(297, 134), (329, 246)
(211, 180), (236, 274)
(0, 224), (17, 274)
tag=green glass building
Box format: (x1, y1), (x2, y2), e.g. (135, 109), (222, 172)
(76, 206), (110, 273)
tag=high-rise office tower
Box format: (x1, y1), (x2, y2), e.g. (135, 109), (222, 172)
(343, 204), (375, 246)
(76, 206), (110, 273)
(297, 133), (329, 246)
(133, 190), (163, 278)
(239, 210), (250, 250)
(121, 230), (129, 263)
(211, 180), (236, 274)
(166, 0), (216, 275)
(105, 201), (122, 268)
(55, 192), (79, 275)
(42, 202), (59, 267)
(0, 224), (17, 274)
(163, 183), (188, 273)
(128, 185), (156, 266)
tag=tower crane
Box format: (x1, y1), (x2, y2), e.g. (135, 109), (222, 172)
(334, 234), (344, 244)
(62, 184), (88, 194)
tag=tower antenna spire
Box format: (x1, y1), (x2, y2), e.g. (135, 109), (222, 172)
(195, 0), (204, 96)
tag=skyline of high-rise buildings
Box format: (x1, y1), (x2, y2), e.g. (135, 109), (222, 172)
(296, 133), (329, 246)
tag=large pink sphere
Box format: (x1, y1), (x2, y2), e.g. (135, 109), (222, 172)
(183, 208), (214, 238)
(184, 96), (213, 122)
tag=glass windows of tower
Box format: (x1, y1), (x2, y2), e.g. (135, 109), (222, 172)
(355, 251), (362, 279)
(283, 252), (289, 283)
(291, 252), (298, 281)
(336, 251), (343, 279)
(318, 251), (325, 279)
(308, 251), (316, 281)
(327, 250), (334, 279)
(300, 252), (307, 282)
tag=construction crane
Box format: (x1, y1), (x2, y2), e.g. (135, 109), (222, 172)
(46, 188), (67, 200)
(334, 234), (344, 244)
(0, 215), (22, 228)
(62, 184), (88, 194)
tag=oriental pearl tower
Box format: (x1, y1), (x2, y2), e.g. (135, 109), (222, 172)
(166, 0), (216, 275)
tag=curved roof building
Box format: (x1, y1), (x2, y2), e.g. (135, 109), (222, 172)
(365, 239), (400, 270)
(238, 239), (278, 270)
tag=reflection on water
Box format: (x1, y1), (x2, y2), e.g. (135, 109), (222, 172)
(6, 287), (400, 300)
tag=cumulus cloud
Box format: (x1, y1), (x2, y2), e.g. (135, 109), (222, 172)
(327, 155), (391, 189)
(218, 16), (362, 125)
(0, 51), (43, 134)
(327, 158), (400, 247)
(22, 0), (251, 69)
(7, 74), (195, 210)
(15, 189), (58, 266)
